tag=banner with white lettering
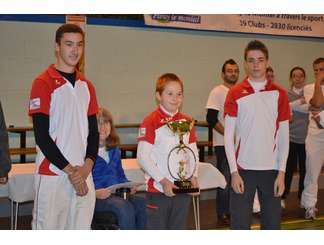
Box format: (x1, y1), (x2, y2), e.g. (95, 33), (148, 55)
(144, 14), (324, 38)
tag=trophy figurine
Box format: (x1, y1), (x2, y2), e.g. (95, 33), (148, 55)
(166, 119), (199, 193)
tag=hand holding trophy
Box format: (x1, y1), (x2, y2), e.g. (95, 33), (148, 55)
(166, 118), (199, 193)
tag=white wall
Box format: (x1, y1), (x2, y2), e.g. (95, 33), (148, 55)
(1, 20), (324, 127)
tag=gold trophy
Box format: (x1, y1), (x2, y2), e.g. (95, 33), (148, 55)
(166, 119), (199, 193)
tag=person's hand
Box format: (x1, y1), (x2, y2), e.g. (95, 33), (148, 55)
(315, 70), (324, 85)
(274, 171), (285, 197)
(189, 176), (200, 196)
(160, 178), (177, 197)
(190, 176), (199, 189)
(73, 181), (89, 196)
(0, 176), (8, 185)
(311, 111), (320, 122)
(313, 115), (320, 123)
(231, 172), (244, 194)
(96, 188), (112, 199)
(77, 158), (94, 180)
(130, 187), (137, 195)
(68, 166), (89, 196)
(300, 97), (306, 104)
(68, 166), (83, 185)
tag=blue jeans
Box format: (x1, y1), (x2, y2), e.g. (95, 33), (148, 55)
(95, 194), (147, 230)
(214, 146), (231, 216)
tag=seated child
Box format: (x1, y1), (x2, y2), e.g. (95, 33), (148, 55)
(92, 107), (146, 230)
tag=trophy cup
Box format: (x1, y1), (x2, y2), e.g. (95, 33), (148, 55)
(166, 119), (199, 193)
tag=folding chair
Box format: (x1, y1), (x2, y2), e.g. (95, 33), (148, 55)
(8, 173), (35, 229)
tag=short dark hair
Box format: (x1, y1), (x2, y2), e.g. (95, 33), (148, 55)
(289, 66), (306, 79)
(221, 59), (238, 73)
(55, 24), (84, 44)
(313, 57), (324, 66)
(266, 66), (274, 73)
(244, 40), (269, 61)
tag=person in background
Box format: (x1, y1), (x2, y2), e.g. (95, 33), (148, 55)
(266, 66), (275, 81)
(206, 59), (239, 225)
(137, 73), (199, 229)
(301, 57), (324, 219)
(92, 107), (146, 230)
(29, 24), (99, 229)
(0, 101), (11, 185)
(281, 67), (309, 209)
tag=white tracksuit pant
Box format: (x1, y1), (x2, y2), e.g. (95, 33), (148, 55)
(301, 131), (324, 208)
(32, 173), (95, 230)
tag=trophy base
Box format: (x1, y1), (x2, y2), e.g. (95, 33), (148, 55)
(173, 180), (200, 194)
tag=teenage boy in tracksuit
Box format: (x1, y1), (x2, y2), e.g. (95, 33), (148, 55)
(224, 40), (290, 229)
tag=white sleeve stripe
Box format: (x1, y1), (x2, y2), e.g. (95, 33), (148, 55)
(276, 120), (290, 172)
(224, 115), (238, 173)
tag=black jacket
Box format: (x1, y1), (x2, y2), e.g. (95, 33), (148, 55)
(0, 101), (11, 178)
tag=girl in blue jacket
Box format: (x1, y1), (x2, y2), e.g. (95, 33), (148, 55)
(92, 108), (146, 229)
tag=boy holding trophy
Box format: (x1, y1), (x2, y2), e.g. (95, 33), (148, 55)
(137, 73), (199, 229)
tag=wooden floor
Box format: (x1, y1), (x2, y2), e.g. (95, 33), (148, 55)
(186, 189), (324, 230)
(0, 189), (323, 230)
